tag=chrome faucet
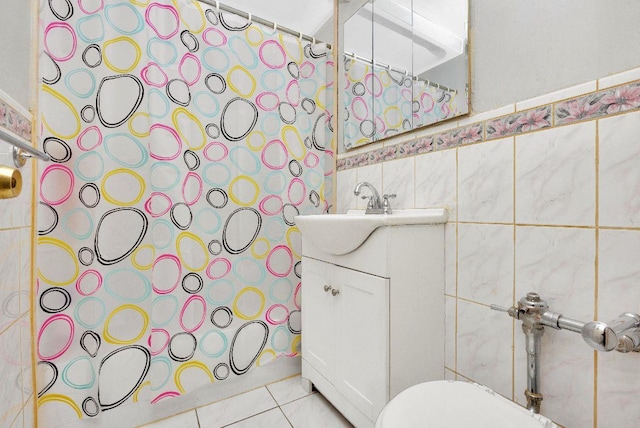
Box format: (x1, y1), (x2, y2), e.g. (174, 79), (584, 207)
(353, 182), (396, 214)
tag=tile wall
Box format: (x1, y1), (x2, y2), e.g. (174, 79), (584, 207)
(0, 88), (35, 427)
(336, 67), (640, 428)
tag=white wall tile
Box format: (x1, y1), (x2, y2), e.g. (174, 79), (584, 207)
(336, 168), (357, 214)
(0, 229), (21, 330)
(599, 110), (640, 227)
(598, 66), (640, 89)
(355, 163), (382, 210)
(382, 157), (414, 209)
(0, 323), (24, 427)
(516, 122), (596, 226)
(458, 224), (514, 306)
(516, 81), (597, 111)
(597, 351), (640, 427)
(444, 223), (456, 296)
(457, 104), (516, 127)
(515, 226), (595, 321)
(444, 296), (456, 370)
(18, 228), (30, 317)
(458, 137), (513, 223)
(456, 300), (513, 399)
(414, 149), (457, 216)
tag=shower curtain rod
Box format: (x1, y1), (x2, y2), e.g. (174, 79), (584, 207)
(344, 51), (457, 94)
(0, 127), (50, 162)
(196, 0), (332, 50)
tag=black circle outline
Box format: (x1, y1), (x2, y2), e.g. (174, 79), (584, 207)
(210, 306), (233, 328)
(40, 287), (71, 314)
(182, 272), (204, 294)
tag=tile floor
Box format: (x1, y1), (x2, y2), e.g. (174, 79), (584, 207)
(140, 375), (354, 428)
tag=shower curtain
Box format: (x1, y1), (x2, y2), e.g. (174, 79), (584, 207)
(343, 56), (458, 149)
(37, 0), (334, 424)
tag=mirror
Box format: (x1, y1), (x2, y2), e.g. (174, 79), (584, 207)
(340, 0), (469, 150)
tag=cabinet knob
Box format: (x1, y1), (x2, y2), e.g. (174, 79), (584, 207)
(323, 285), (332, 292)
(331, 288), (340, 296)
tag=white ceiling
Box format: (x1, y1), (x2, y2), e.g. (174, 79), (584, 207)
(224, 0), (334, 37)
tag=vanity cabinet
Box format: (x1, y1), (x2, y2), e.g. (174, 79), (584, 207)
(300, 222), (446, 428)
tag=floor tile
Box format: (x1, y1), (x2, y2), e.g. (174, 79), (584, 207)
(225, 408), (292, 428)
(197, 387), (278, 428)
(281, 394), (353, 428)
(266, 375), (312, 406)
(141, 410), (199, 428)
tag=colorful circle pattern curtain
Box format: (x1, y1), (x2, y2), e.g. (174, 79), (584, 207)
(37, 0), (334, 423)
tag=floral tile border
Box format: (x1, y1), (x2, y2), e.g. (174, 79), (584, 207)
(337, 79), (640, 171)
(0, 98), (32, 141)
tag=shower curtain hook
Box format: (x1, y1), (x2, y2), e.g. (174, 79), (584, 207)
(273, 21), (277, 31)
(298, 31), (303, 42)
(215, 0), (219, 12)
(247, 13), (252, 23)
(312, 37), (316, 45)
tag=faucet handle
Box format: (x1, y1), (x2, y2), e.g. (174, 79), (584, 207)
(383, 194), (396, 200)
(382, 194), (396, 214)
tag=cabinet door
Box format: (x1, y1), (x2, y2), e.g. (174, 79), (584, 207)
(333, 266), (389, 421)
(301, 258), (336, 381)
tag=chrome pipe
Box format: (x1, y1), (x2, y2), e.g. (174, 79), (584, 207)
(0, 127), (50, 162)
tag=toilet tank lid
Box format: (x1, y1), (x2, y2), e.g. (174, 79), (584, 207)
(377, 381), (558, 428)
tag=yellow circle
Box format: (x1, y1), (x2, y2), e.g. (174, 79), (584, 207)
(246, 131), (266, 151)
(291, 335), (301, 354)
(37, 237), (80, 286)
(246, 26), (264, 46)
(128, 111), (151, 137)
(103, 304), (149, 345)
(133, 381), (151, 403)
(315, 85), (328, 111)
(176, 232), (209, 271)
(41, 84), (81, 140)
(257, 349), (277, 366)
(379, 70), (392, 86)
(172, 0), (206, 34)
(129, 0), (150, 5)
(132, 244), (155, 270)
(228, 175), (260, 206)
(103, 37), (142, 73)
(227, 65), (257, 98)
(280, 33), (303, 63)
(286, 227), (301, 259)
(100, 168), (146, 206)
(233, 287), (265, 320)
(172, 107), (205, 150)
(174, 361), (214, 394)
(282, 126), (306, 160)
(250, 237), (271, 259)
(383, 106), (403, 128)
(38, 394), (83, 419)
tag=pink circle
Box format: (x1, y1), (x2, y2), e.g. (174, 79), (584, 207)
(255, 92), (280, 111)
(304, 152), (319, 169)
(261, 139), (288, 170)
(38, 314), (75, 361)
(44, 22), (77, 62)
(259, 40), (287, 69)
(294, 282), (302, 310)
(182, 172), (203, 206)
(287, 178), (306, 206)
(140, 62), (168, 87)
(144, 192), (172, 218)
(149, 328), (170, 356)
(202, 27), (227, 47)
(149, 124), (182, 160)
(286, 80), (300, 106)
(266, 245), (294, 278)
(145, 3), (180, 40)
(179, 53), (202, 86)
(151, 391), (181, 404)
(401, 88), (412, 102)
(206, 258), (231, 280)
(324, 150), (334, 177)
(300, 61), (315, 79)
(265, 304), (290, 325)
(78, 0), (104, 14)
(258, 195), (284, 216)
(40, 164), (75, 206)
(351, 97), (369, 121)
(203, 142), (228, 162)
(76, 270), (103, 296)
(374, 116), (386, 133)
(365, 73), (383, 97)
(76, 126), (103, 151)
(152, 254), (182, 294)
(179, 295), (207, 333)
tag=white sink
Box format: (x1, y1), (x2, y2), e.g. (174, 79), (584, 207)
(295, 208), (449, 255)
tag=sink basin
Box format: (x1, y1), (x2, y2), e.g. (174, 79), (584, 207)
(295, 208), (449, 255)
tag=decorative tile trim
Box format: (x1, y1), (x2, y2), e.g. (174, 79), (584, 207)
(337, 79), (640, 171)
(0, 98), (32, 141)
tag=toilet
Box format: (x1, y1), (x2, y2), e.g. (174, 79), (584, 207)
(375, 381), (558, 428)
